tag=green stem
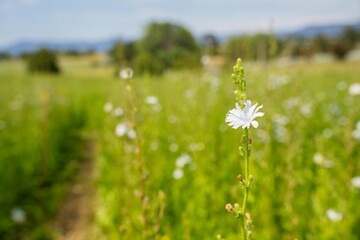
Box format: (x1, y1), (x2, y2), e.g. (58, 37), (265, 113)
(241, 128), (249, 240)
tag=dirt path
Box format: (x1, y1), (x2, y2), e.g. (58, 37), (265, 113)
(53, 138), (97, 240)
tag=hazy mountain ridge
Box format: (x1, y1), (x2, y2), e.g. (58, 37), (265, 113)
(2, 21), (359, 56)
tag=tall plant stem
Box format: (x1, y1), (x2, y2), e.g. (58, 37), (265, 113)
(241, 128), (249, 239)
(127, 82), (148, 239)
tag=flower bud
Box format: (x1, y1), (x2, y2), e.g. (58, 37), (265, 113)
(225, 203), (234, 213)
(241, 80), (246, 91)
(237, 58), (242, 67)
(232, 73), (239, 84)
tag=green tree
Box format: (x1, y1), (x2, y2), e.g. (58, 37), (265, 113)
(134, 22), (201, 74)
(26, 48), (60, 74)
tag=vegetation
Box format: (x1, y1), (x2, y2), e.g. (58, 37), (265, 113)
(0, 22), (360, 239)
(4, 55), (359, 239)
(26, 48), (61, 74)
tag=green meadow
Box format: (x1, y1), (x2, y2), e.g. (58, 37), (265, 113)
(0, 57), (359, 239)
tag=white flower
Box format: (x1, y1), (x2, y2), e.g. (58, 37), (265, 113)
(352, 121), (360, 140)
(103, 102), (113, 113)
(115, 123), (128, 137)
(176, 153), (192, 168)
(119, 67), (134, 79)
(112, 107), (124, 117)
(173, 168), (184, 180)
(349, 83), (360, 95)
(225, 100), (264, 129)
(326, 209), (343, 222)
(146, 96), (158, 105)
(126, 129), (137, 140)
(11, 207), (26, 224)
(351, 176), (360, 188)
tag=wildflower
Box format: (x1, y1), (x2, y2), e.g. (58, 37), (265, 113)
(103, 102), (113, 113)
(115, 123), (128, 137)
(348, 83), (360, 96)
(145, 96), (158, 105)
(351, 176), (360, 188)
(313, 153), (325, 165)
(313, 153), (333, 168)
(176, 153), (192, 168)
(226, 100), (264, 129)
(11, 207), (26, 224)
(112, 107), (124, 117)
(352, 121), (360, 140)
(126, 129), (137, 140)
(225, 203), (234, 213)
(326, 209), (343, 222)
(173, 168), (184, 180)
(119, 67), (134, 79)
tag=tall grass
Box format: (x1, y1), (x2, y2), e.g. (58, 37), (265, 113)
(0, 58), (359, 239)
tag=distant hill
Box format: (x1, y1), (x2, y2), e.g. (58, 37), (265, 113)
(1, 20), (359, 56)
(0, 38), (121, 56)
(278, 21), (360, 38)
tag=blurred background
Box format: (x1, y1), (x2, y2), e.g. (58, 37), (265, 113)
(0, 0), (360, 239)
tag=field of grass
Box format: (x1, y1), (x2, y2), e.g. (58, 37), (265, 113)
(0, 57), (359, 239)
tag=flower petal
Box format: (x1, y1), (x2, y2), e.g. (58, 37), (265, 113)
(251, 120), (259, 128)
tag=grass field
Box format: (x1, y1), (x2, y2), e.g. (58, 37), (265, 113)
(0, 57), (359, 239)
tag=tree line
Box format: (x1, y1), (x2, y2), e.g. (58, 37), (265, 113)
(3, 21), (359, 74)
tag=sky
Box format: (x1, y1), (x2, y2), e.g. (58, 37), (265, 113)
(0, 0), (359, 47)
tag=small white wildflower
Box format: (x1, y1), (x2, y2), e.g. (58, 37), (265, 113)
(176, 153), (192, 168)
(11, 207), (26, 224)
(126, 129), (137, 140)
(326, 209), (343, 222)
(201, 55), (210, 66)
(169, 143), (179, 152)
(226, 100), (264, 129)
(103, 102), (113, 113)
(112, 107), (124, 117)
(119, 67), (134, 79)
(351, 176), (360, 188)
(146, 96), (158, 105)
(349, 83), (360, 96)
(115, 123), (128, 137)
(173, 168), (184, 180)
(352, 121), (360, 140)
(313, 153), (325, 165)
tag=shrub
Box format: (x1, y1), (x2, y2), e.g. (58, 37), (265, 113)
(26, 49), (60, 74)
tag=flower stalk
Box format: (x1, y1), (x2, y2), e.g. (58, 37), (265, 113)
(225, 58), (263, 240)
